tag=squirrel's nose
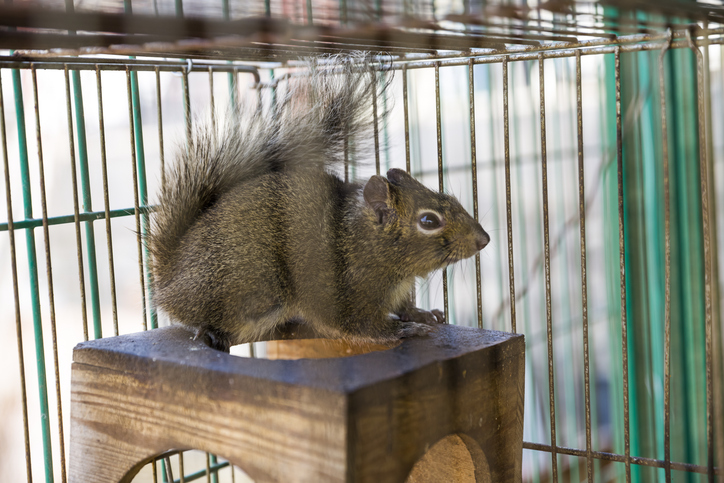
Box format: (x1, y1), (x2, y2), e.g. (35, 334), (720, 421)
(476, 227), (491, 251)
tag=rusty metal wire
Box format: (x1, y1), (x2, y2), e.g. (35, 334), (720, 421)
(0, 5), (722, 481)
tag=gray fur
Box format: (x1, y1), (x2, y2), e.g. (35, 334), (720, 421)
(148, 56), (489, 351)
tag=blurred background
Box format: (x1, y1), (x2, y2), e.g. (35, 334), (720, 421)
(0, 0), (723, 481)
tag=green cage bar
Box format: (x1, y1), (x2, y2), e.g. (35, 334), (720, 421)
(71, 69), (104, 340)
(11, 66), (55, 483)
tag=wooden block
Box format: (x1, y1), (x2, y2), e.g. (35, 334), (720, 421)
(69, 324), (524, 483)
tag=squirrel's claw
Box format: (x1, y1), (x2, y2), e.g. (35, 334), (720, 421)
(396, 322), (434, 338)
(430, 309), (445, 324)
(397, 307), (445, 325)
(193, 327), (232, 353)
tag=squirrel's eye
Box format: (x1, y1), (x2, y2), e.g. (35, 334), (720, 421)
(418, 212), (441, 230)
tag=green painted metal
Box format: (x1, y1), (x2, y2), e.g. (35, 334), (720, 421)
(171, 460), (230, 483)
(600, 16), (710, 483)
(668, 45), (708, 481)
(11, 67), (54, 483)
(0, 206), (153, 232)
(602, 46), (626, 482)
(210, 454), (219, 483)
(71, 70), (103, 340)
(129, 69), (157, 329)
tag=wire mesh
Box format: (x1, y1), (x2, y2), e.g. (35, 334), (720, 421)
(0, 2), (723, 482)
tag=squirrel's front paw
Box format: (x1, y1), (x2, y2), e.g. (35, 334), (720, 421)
(397, 307), (445, 325)
(395, 321), (434, 338)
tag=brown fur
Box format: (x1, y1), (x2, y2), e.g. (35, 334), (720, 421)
(147, 56), (490, 351)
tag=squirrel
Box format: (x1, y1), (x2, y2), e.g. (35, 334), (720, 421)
(147, 56), (490, 352)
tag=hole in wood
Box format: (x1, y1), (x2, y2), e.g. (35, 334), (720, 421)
(230, 338), (401, 359)
(406, 434), (491, 483)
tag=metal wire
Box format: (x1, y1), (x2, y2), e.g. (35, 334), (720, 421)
(575, 48), (593, 483)
(403, 63), (410, 175)
(126, 66), (149, 331)
(158, 66), (167, 189)
(0, 60), (33, 483)
(522, 441), (724, 474)
(13, 63), (55, 483)
(95, 65), (120, 336)
(31, 64), (67, 483)
(468, 58), (483, 329)
(70, 67), (103, 340)
(614, 45), (632, 483)
(686, 26), (715, 483)
(502, 56), (516, 334)
(64, 65), (89, 342)
(0, 24), (722, 482)
(371, 66), (380, 176)
(434, 61), (449, 322)
(658, 28), (673, 483)
(538, 51), (557, 483)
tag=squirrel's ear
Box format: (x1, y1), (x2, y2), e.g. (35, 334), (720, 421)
(364, 175), (393, 225)
(386, 168), (414, 187)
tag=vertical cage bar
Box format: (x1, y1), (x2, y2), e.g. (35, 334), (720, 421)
(210, 454), (219, 483)
(126, 66), (149, 331)
(95, 66), (119, 336)
(1, 67), (33, 483)
(402, 63), (414, 306)
(208, 66), (216, 146)
(575, 49), (593, 483)
(502, 56), (516, 333)
(539, 52), (557, 483)
(658, 31), (672, 483)
(380, 71), (391, 171)
(371, 67), (380, 176)
(179, 453), (185, 483)
(403, 64), (411, 175)
(163, 457), (174, 483)
(130, 65), (156, 329)
(157, 66), (166, 189)
(614, 45), (632, 483)
(434, 61), (449, 321)
(70, 69), (103, 340)
(468, 58), (482, 328)
(686, 28), (715, 483)
(31, 65), (67, 483)
(704, 30), (724, 481)
(12, 65), (54, 483)
(64, 66), (89, 342)
(182, 66), (192, 148)
(34, 64), (66, 482)
(229, 68), (238, 114)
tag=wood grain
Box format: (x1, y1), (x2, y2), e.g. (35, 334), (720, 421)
(69, 324), (524, 482)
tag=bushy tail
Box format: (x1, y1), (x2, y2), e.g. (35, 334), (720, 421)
(148, 54), (391, 285)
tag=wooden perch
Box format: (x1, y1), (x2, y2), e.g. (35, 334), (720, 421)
(69, 323), (524, 482)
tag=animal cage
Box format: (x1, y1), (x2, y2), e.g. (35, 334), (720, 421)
(1, 0), (723, 481)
